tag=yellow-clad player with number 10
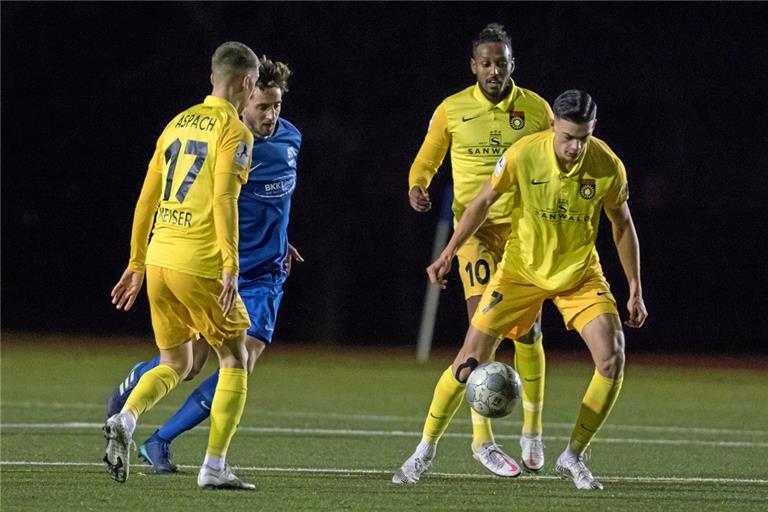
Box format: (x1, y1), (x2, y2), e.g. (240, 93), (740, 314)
(404, 23), (552, 478)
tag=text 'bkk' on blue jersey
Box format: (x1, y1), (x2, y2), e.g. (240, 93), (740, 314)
(238, 117), (302, 286)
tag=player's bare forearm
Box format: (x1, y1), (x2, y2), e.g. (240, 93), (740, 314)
(445, 180), (498, 256)
(427, 180), (499, 288)
(606, 203), (647, 328)
(608, 205), (641, 292)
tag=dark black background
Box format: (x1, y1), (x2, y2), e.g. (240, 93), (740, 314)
(3, 2), (767, 353)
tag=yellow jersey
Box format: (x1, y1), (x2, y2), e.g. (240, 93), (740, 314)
(409, 82), (552, 224)
(491, 131), (629, 291)
(128, 96), (253, 279)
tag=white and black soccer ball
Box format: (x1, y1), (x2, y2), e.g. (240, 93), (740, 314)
(465, 362), (521, 418)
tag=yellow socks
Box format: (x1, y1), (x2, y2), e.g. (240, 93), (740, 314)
(422, 367), (466, 443)
(470, 409), (494, 450)
(514, 336), (545, 435)
(123, 364), (180, 418)
(570, 369), (623, 454)
(206, 368), (248, 459)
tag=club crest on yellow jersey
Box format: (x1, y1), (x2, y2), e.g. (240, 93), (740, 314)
(579, 179), (596, 199)
(509, 111), (525, 130)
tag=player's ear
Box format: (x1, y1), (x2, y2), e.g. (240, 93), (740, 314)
(509, 57), (515, 75)
(470, 57), (477, 75)
(210, 73), (215, 87)
(549, 118), (555, 131)
(242, 73), (254, 93)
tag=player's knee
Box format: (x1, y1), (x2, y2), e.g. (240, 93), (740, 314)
(453, 357), (479, 383)
(516, 322), (542, 345)
(597, 331), (625, 378)
(184, 364), (202, 381)
(165, 359), (193, 381)
(246, 338), (267, 374)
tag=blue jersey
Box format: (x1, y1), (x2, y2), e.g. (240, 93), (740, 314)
(238, 117), (301, 287)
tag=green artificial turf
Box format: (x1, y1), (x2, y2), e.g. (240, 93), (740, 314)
(1, 333), (766, 511)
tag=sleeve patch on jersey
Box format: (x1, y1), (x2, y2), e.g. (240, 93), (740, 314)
(494, 155), (506, 177)
(234, 142), (251, 168)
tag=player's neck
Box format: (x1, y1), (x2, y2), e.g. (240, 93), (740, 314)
(555, 152), (574, 173)
(480, 86), (511, 105)
(210, 86), (244, 113)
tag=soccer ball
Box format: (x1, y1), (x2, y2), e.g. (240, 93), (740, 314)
(465, 362), (521, 418)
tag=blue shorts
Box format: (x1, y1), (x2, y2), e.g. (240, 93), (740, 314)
(239, 283), (284, 343)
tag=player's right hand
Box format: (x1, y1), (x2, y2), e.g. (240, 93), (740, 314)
(409, 185), (432, 212)
(219, 271), (239, 317)
(426, 251), (452, 289)
(111, 268), (145, 311)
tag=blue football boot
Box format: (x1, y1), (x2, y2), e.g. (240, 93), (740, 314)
(106, 361), (146, 418)
(138, 431), (178, 473)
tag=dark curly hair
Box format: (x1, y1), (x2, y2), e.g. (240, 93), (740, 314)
(472, 23), (513, 57)
(256, 56), (291, 93)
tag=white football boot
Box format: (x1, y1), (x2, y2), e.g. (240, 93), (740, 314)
(103, 413), (135, 483)
(554, 449), (604, 490)
(392, 447), (435, 484)
(520, 434), (545, 472)
(472, 442), (521, 477)
(197, 463), (256, 490)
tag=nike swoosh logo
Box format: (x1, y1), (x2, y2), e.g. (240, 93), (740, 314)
(580, 423), (595, 433)
(524, 377), (541, 382)
(530, 179), (549, 185)
(597, 291), (609, 296)
(429, 413), (449, 420)
(249, 162), (263, 172)
(200, 401), (211, 411)
(462, 114), (482, 122)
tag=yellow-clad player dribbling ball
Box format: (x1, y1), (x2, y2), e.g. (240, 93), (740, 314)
(465, 362), (521, 418)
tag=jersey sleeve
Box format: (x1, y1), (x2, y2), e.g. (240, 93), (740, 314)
(128, 136), (164, 272)
(603, 158), (629, 209)
(408, 102), (451, 191)
(490, 147), (518, 193)
(213, 123), (254, 274)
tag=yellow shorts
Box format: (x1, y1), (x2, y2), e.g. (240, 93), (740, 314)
(455, 223), (510, 300)
(470, 264), (619, 339)
(146, 265), (250, 350)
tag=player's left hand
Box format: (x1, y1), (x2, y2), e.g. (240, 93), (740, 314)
(219, 271), (239, 317)
(111, 267), (145, 311)
(624, 294), (647, 328)
(284, 244), (304, 275)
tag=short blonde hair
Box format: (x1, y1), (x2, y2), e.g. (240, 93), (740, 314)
(211, 41), (259, 80)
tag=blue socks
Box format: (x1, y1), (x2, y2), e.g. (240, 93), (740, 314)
(155, 369), (220, 442)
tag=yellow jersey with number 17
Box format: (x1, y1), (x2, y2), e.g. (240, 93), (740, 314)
(491, 131), (629, 291)
(128, 95), (253, 279)
(409, 82), (552, 224)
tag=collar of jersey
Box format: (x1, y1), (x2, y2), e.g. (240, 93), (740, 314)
(471, 80), (518, 111)
(204, 95), (238, 116)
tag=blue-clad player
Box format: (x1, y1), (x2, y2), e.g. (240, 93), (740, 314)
(106, 57), (303, 472)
